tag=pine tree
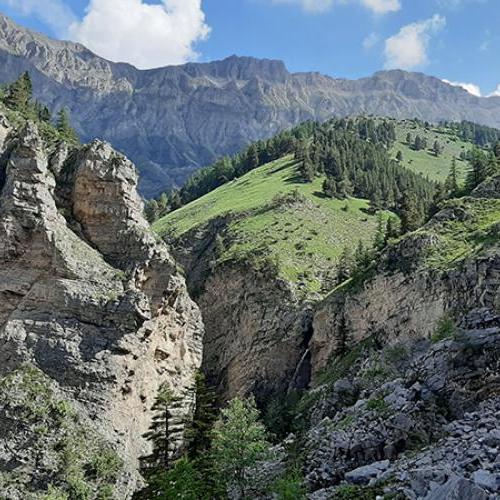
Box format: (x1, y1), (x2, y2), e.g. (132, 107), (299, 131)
(211, 398), (271, 498)
(38, 104), (51, 123)
(246, 144), (260, 171)
(157, 192), (169, 217)
(336, 245), (354, 283)
(337, 177), (353, 198)
(354, 240), (373, 274)
(169, 190), (182, 211)
(138, 385), (186, 498)
(494, 141), (500, 161)
(4, 71), (32, 112)
(56, 108), (78, 143)
(185, 372), (218, 458)
(396, 150), (403, 162)
(144, 199), (159, 223)
(433, 140), (442, 157)
(413, 135), (424, 151)
(406, 132), (412, 145)
(293, 140), (308, 162)
(301, 153), (315, 182)
(385, 216), (400, 243)
(374, 213), (386, 250)
(444, 159), (459, 197)
(465, 149), (490, 192)
(322, 177), (337, 198)
(141, 385), (185, 473)
(400, 194), (424, 233)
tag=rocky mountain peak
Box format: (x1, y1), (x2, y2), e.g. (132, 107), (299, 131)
(1, 13), (500, 195)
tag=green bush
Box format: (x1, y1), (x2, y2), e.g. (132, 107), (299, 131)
(431, 315), (456, 343)
(271, 468), (306, 500)
(91, 448), (123, 481)
(366, 397), (391, 416)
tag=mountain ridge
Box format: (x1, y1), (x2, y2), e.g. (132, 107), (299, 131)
(1, 12), (500, 196)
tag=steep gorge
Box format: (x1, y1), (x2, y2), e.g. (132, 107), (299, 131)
(167, 218), (313, 402)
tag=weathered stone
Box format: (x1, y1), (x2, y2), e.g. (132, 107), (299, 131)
(473, 469), (500, 492)
(0, 118), (204, 498)
(424, 476), (488, 500)
(345, 460), (390, 485)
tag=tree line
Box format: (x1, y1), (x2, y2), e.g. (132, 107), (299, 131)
(144, 121), (317, 222)
(442, 120), (500, 147)
(1, 71), (78, 144)
(135, 373), (303, 499)
(295, 117), (437, 233)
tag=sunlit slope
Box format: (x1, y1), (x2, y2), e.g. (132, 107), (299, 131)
(154, 156), (389, 296)
(389, 119), (471, 182)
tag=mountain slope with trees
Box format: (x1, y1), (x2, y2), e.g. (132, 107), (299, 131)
(145, 130), (500, 499)
(2, 13), (500, 195)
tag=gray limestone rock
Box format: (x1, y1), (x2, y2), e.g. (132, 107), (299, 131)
(0, 116), (204, 498)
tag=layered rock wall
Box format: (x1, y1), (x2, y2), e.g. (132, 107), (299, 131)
(0, 116), (204, 497)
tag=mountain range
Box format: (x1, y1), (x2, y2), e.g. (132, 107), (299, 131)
(1, 12), (500, 196)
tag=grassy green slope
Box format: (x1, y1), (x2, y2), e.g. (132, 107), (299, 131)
(389, 119), (471, 183)
(154, 156), (388, 296)
(153, 119), (486, 297)
(420, 197), (500, 270)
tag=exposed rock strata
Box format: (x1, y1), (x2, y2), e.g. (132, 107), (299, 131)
(297, 177), (500, 499)
(0, 116), (203, 497)
(311, 209), (500, 379)
(168, 221), (312, 401)
(2, 13), (500, 194)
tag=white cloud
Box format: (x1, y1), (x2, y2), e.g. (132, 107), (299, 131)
(442, 79), (482, 97)
(0, 0), (77, 34)
(384, 15), (446, 70)
(488, 85), (500, 97)
(68, 0), (210, 69)
(360, 0), (401, 14)
(441, 80), (500, 98)
(271, 0), (400, 14)
(363, 32), (380, 49)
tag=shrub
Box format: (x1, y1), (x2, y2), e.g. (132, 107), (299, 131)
(431, 315), (456, 343)
(271, 468), (306, 500)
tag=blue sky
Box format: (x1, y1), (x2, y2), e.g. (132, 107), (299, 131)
(1, 0), (499, 96)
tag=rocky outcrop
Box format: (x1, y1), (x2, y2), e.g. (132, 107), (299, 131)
(1, 13), (500, 195)
(168, 221), (312, 402)
(198, 264), (311, 401)
(296, 179), (500, 498)
(304, 324), (500, 498)
(0, 115), (203, 497)
(311, 197), (500, 379)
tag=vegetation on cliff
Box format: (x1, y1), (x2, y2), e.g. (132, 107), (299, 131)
(0, 366), (124, 499)
(0, 71), (78, 145)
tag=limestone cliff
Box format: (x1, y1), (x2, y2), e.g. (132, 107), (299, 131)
(0, 115), (203, 498)
(292, 178), (500, 497)
(311, 194), (500, 379)
(168, 219), (312, 403)
(248, 178), (499, 499)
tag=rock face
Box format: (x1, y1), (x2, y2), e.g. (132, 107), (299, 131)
(299, 179), (500, 499)
(168, 221), (312, 402)
(1, 13), (500, 195)
(198, 265), (311, 401)
(0, 115), (204, 497)
(311, 208), (500, 379)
